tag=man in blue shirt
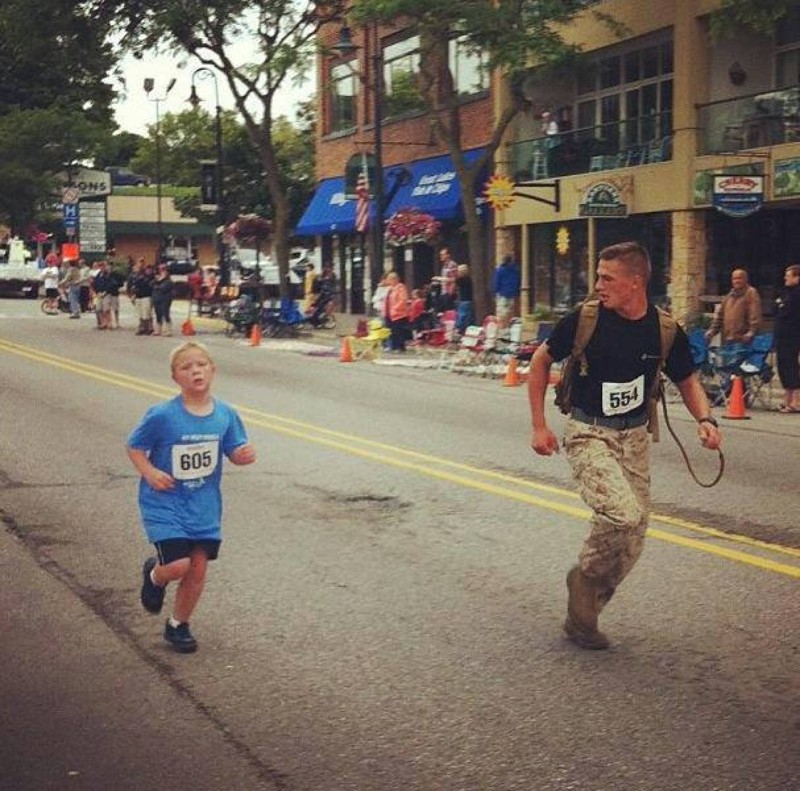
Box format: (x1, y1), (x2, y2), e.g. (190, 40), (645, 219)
(492, 254), (521, 329)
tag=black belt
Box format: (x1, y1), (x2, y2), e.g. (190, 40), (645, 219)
(571, 406), (649, 430)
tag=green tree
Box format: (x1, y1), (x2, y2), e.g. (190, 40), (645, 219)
(0, 0), (118, 231)
(130, 107), (315, 232)
(111, 0), (345, 295)
(93, 132), (147, 170)
(349, 0), (616, 318)
(710, 0), (796, 38)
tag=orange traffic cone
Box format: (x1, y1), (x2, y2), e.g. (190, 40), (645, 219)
(250, 323), (262, 347)
(339, 335), (354, 363)
(181, 318), (196, 336)
(723, 375), (750, 420)
(502, 356), (522, 387)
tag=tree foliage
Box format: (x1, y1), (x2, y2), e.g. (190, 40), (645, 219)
(131, 106), (316, 231)
(0, 0), (119, 231)
(348, 0), (614, 317)
(710, 0), (796, 39)
(108, 0), (346, 293)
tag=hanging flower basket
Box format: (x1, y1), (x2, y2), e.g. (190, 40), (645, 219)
(225, 214), (272, 245)
(384, 207), (441, 248)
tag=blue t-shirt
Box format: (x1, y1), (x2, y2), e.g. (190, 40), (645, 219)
(127, 396), (249, 542)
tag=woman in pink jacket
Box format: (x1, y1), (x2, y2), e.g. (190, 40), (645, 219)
(384, 271), (410, 352)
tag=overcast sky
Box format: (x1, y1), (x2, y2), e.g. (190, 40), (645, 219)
(111, 52), (311, 136)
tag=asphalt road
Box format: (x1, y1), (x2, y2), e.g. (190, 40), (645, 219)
(0, 297), (798, 791)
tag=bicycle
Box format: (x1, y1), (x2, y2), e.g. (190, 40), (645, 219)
(41, 291), (66, 315)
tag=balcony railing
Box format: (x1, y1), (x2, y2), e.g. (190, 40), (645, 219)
(697, 87), (800, 155)
(506, 113), (672, 182)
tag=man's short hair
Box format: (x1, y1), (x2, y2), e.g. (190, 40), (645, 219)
(598, 241), (651, 282)
(786, 264), (800, 278)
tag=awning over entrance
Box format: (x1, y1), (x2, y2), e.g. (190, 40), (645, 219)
(385, 149), (487, 220)
(294, 177), (354, 237)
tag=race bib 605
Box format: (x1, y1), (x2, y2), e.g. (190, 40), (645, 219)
(601, 375), (644, 416)
(171, 441), (219, 481)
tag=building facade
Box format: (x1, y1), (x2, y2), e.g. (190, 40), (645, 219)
(499, 0), (800, 326)
(298, 13), (495, 313)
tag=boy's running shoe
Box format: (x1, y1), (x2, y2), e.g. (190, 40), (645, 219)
(140, 557), (166, 614)
(164, 621), (198, 653)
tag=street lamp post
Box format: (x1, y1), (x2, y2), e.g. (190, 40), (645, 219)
(144, 77), (176, 263)
(333, 25), (385, 292)
(188, 68), (228, 285)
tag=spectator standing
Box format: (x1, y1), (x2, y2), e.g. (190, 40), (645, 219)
(303, 262), (318, 313)
(775, 264), (800, 412)
(455, 264), (475, 333)
(104, 263), (125, 329)
(41, 256), (61, 312)
(152, 262), (175, 336)
(705, 268), (761, 350)
(127, 341), (256, 653)
(187, 264), (204, 315)
(78, 258), (93, 312)
(541, 110), (559, 139)
(129, 260), (155, 335)
(59, 260), (82, 319)
(91, 260), (112, 329)
(492, 254), (522, 329)
(384, 271), (410, 352)
(436, 248), (458, 309)
(371, 274), (389, 318)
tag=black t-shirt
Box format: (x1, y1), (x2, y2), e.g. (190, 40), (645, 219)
(546, 304), (695, 418)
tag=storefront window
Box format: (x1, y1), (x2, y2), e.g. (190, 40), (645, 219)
(527, 215), (670, 311)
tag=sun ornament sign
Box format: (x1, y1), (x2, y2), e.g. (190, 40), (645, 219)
(484, 174), (516, 211)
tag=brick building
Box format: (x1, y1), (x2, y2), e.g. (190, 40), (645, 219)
(296, 14), (495, 313)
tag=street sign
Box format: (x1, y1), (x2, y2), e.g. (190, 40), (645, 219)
(60, 168), (111, 198)
(62, 186), (80, 205)
(78, 200), (107, 253)
(63, 203), (79, 228)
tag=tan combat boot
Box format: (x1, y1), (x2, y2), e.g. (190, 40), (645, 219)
(564, 565), (610, 650)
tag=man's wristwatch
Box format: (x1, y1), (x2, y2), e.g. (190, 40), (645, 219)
(698, 416), (719, 428)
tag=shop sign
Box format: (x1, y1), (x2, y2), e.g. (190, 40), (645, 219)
(712, 175), (764, 218)
(484, 174), (516, 210)
(578, 179), (630, 218)
(774, 157), (800, 198)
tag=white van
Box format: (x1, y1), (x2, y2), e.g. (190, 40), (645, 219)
(231, 247), (318, 286)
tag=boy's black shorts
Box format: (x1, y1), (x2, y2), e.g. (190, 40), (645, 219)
(154, 538), (221, 565)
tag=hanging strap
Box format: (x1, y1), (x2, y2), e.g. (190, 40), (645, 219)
(658, 381), (725, 487)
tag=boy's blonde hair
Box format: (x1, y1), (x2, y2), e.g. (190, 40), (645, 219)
(170, 341), (214, 371)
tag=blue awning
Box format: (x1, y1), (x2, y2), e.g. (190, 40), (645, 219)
(294, 177), (355, 237)
(385, 149), (488, 221)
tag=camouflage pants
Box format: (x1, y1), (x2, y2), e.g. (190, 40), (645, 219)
(563, 419), (651, 589)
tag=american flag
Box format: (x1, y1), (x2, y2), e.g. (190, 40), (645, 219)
(355, 170), (370, 234)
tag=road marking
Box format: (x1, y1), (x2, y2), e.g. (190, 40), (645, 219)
(2, 337), (798, 579)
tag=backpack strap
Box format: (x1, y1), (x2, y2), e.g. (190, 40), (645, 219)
(647, 307), (679, 441)
(570, 299), (600, 377)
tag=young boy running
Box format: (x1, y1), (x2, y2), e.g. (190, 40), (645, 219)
(127, 341), (256, 653)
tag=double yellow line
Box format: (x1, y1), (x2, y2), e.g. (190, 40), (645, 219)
(2, 337), (799, 580)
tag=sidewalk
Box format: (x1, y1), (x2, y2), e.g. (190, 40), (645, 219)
(0, 527), (275, 790)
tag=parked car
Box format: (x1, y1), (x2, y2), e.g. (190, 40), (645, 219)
(105, 166), (150, 187)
